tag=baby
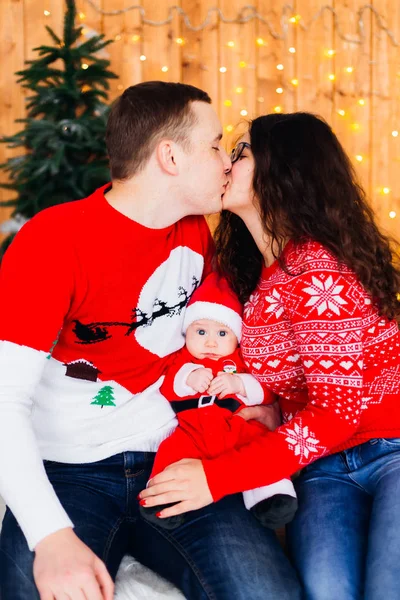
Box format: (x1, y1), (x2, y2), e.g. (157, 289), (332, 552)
(140, 272), (297, 529)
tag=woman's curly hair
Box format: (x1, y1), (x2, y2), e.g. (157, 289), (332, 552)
(215, 112), (400, 321)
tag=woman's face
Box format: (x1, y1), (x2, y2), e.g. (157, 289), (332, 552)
(222, 132), (256, 215)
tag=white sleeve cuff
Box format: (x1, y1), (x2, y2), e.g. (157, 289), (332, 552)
(173, 363), (204, 397)
(236, 374), (264, 406)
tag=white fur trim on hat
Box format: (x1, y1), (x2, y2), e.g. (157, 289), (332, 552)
(183, 301), (242, 342)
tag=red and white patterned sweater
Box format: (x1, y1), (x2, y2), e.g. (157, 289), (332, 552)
(203, 239), (400, 502)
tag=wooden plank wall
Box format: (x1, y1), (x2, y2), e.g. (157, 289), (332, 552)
(0, 0), (399, 242)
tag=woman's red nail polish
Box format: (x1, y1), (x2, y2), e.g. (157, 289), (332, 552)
(156, 511), (162, 518)
(139, 499), (146, 506)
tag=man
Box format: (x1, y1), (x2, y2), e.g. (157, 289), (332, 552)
(0, 82), (301, 599)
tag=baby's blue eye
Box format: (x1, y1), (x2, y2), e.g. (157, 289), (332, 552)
(197, 329), (206, 336)
(219, 331), (227, 337)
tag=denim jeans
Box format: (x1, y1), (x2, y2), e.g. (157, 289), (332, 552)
(0, 451), (301, 599)
(287, 438), (400, 600)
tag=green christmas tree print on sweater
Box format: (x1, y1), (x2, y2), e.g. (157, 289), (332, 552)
(91, 386), (116, 409)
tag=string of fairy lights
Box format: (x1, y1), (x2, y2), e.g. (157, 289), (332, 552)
(39, 4), (400, 222)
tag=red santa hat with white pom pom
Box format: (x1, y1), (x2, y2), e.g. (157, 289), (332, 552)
(183, 272), (243, 342)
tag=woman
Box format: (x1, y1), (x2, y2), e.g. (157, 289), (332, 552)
(214, 112), (400, 600)
(140, 112), (400, 599)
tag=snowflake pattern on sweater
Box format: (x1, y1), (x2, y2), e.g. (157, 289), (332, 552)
(243, 239), (400, 453)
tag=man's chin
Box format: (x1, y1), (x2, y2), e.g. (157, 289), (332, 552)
(206, 197), (223, 215)
(221, 194), (230, 211)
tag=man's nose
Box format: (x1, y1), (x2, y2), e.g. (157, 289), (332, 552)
(221, 148), (232, 174)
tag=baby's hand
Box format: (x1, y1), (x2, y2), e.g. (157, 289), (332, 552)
(186, 368), (214, 393)
(208, 372), (246, 399)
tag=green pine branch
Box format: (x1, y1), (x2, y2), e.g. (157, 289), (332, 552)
(0, 0), (118, 257)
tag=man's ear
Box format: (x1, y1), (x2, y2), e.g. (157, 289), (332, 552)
(156, 139), (179, 175)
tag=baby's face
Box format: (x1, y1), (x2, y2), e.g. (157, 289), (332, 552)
(185, 319), (238, 360)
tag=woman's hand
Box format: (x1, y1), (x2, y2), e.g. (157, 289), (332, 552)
(138, 459), (213, 518)
(237, 402), (281, 431)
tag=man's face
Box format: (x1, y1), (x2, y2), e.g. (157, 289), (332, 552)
(179, 102), (231, 215)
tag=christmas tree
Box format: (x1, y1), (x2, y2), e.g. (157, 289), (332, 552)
(91, 385), (116, 409)
(0, 0), (117, 257)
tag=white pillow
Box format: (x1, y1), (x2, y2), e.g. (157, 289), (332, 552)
(115, 555), (185, 600)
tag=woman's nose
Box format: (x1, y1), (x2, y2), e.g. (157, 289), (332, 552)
(205, 337), (217, 347)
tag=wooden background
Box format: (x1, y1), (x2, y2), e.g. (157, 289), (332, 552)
(1, 1), (399, 242)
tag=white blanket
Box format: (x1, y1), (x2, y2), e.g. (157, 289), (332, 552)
(115, 556), (185, 600)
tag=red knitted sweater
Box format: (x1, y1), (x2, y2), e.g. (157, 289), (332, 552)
(203, 239), (400, 501)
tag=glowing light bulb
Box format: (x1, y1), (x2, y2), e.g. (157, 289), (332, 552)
(389, 211), (397, 219)
(176, 37), (184, 45)
(256, 38), (265, 46)
(358, 98), (366, 106)
(345, 66), (354, 73)
(44, 10), (51, 16)
(79, 12), (85, 19)
(274, 106), (283, 113)
(226, 125), (234, 133)
(276, 64), (284, 71)
(351, 123), (360, 131)
(328, 74), (336, 81)
(276, 87), (283, 94)
(337, 109), (346, 117)
(325, 49), (335, 57)
(382, 187), (391, 194)
(81, 63), (89, 70)
(289, 14), (301, 23)
(235, 87), (243, 94)
(227, 41), (235, 48)
(132, 35), (140, 42)
(239, 61), (247, 68)
(392, 130), (399, 137)
(224, 99), (232, 107)
(161, 66), (169, 73)
(355, 155), (363, 162)
(291, 78), (299, 86)
(289, 47), (296, 54)
(219, 66), (227, 73)
(140, 55), (147, 61)
(240, 109), (248, 116)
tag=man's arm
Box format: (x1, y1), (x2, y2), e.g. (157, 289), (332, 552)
(0, 212), (75, 550)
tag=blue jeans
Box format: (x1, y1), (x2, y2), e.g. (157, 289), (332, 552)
(0, 452), (301, 599)
(287, 438), (400, 600)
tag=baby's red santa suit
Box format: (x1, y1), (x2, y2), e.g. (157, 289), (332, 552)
(139, 273), (298, 530)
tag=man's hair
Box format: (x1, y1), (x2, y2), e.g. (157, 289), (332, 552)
(106, 81), (211, 180)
